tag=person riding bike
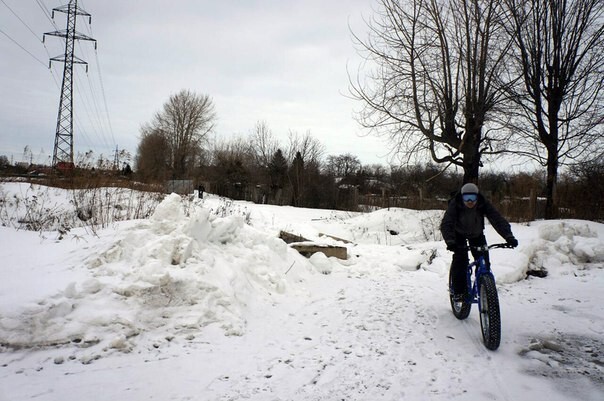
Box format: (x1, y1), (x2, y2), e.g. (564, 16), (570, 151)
(440, 183), (518, 301)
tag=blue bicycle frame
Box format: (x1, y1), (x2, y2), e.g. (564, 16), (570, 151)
(466, 245), (492, 304)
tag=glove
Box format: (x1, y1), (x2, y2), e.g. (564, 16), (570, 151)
(506, 236), (518, 248)
(446, 241), (456, 252)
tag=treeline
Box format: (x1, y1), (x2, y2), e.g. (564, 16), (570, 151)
(1, 150), (602, 222)
(135, 130), (603, 222)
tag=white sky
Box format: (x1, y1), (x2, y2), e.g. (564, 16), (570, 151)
(0, 0), (397, 166)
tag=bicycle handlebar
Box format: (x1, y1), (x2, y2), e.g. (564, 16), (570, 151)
(469, 243), (516, 251)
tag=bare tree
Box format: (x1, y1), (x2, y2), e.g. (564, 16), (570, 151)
(249, 120), (280, 168)
(286, 130), (326, 168)
(283, 131), (326, 206)
(0, 155), (9, 168)
(503, 0), (604, 218)
(350, 0), (513, 182)
(135, 125), (170, 182)
(209, 136), (254, 199)
(325, 153), (362, 178)
(211, 135), (254, 168)
(149, 89), (216, 178)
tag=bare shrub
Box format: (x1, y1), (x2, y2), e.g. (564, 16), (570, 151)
(0, 180), (164, 235)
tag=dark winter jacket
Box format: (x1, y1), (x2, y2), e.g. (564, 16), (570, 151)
(440, 192), (513, 245)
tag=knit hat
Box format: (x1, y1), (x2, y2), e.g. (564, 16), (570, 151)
(461, 183), (479, 194)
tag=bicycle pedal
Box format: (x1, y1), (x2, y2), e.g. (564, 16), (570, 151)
(452, 294), (467, 302)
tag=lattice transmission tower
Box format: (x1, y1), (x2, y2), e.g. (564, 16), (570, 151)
(43, 0), (96, 170)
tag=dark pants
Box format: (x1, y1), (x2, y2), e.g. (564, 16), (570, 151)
(450, 233), (490, 295)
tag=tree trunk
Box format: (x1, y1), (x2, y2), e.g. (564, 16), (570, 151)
(463, 156), (481, 184)
(544, 146), (559, 219)
(462, 125), (482, 184)
(543, 100), (561, 219)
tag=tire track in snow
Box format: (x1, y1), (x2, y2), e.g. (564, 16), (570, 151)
(204, 265), (485, 400)
(287, 269), (459, 400)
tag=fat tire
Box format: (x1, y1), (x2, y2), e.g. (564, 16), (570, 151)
(449, 268), (471, 320)
(478, 274), (501, 350)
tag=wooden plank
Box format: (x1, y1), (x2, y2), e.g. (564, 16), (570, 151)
(279, 230), (308, 244)
(290, 244), (347, 260)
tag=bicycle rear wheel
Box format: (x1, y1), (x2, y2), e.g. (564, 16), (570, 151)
(449, 268), (471, 320)
(478, 274), (501, 350)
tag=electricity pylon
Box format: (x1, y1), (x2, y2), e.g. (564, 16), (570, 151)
(43, 0), (96, 170)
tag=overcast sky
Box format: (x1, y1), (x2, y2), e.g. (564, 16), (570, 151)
(0, 0), (396, 167)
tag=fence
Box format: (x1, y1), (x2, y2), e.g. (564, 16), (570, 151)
(359, 191), (548, 223)
(205, 181), (599, 222)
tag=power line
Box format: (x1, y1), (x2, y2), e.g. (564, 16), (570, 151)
(73, 0), (116, 149)
(0, 27), (47, 67)
(1, 0), (40, 41)
(34, 0), (59, 29)
(34, 0), (52, 20)
(73, 73), (100, 147)
(94, 49), (116, 147)
(0, 0), (65, 72)
(1, 0), (59, 67)
(78, 0), (93, 36)
(72, 26), (116, 153)
(72, 42), (115, 153)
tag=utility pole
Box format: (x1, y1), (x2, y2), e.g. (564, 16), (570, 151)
(113, 145), (119, 170)
(43, 0), (96, 171)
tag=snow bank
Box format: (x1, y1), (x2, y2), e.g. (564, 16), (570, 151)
(0, 194), (315, 359)
(330, 207), (444, 245)
(522, 220), (604, 276)
(485, 220), (604, 284)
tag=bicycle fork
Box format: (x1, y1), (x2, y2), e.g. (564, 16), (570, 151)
(467, 258), (490, 304)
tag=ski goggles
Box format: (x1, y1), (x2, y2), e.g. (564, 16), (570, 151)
(462, 193), (478, 202)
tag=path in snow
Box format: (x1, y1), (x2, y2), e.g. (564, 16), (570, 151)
(190, 260), (583, 401)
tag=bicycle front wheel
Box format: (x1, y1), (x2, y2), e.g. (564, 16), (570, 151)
(478, 274), (501, 350)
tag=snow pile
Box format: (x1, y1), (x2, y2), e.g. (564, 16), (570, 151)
(319, 207), (444, 245)
(522, 220), (604, 276)
(0, 194), (316, 359)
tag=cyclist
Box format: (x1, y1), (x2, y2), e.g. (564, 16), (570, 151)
(440, 183), (518, 301)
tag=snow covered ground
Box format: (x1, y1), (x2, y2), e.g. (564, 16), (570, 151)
(0, 182), (603, 401)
